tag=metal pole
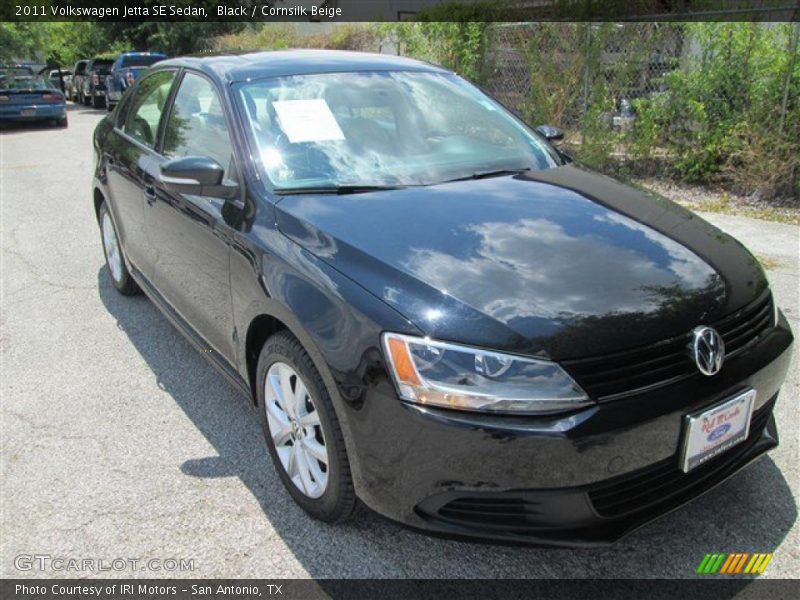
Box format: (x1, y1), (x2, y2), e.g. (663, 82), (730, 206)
(582, 23), (591, 146)
(778, 21), (799, 136)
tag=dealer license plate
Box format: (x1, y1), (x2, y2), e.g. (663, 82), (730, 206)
(680, 389), (755, 473)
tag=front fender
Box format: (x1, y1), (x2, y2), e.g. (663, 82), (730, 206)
(229, 205), (419, 491)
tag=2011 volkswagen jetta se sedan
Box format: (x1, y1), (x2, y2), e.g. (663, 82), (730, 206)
(92, 50), (793, 546)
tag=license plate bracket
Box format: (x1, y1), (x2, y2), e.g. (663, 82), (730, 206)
(680, 389), (755, 473)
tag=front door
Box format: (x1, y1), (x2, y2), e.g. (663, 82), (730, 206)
(144, 70), (240, 364)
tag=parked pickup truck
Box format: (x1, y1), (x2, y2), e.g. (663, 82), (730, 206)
(105, 52), (167, 111)
(80, 58), (114, 108)
(67, 59), (87, 103)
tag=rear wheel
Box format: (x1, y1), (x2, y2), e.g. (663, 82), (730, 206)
(98, 202), (140, 296)
(55, 116), (67, 128)
(256, 331), (357, 522)
(92, 94), (104, 109)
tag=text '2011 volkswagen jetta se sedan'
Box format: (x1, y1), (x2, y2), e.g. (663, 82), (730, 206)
(93, 50), (793, 546)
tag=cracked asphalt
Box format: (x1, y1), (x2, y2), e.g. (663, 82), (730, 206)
(1, 104), (798, 580)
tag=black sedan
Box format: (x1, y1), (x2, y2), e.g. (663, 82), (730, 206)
(92, 50), (793, 546)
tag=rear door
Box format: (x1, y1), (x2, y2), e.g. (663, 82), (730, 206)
(144, 70), (240, 363)
(105, 69), (177, 276)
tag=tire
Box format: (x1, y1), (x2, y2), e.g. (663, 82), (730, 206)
(256, 331), (357, 523)
(92, 94), (103, 109)
(98, 202), (140, 296)
(107, 102), (115, 112)
(55, 116), (68, 128)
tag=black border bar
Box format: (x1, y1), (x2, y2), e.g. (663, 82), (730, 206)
(2, 579), (800, 600)
(2, 1), (799, 23)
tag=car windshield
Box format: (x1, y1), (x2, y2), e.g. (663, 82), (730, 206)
(1, 76), (55, 92)
(121, 55), (163, 68)
(237, 70), (560, 190)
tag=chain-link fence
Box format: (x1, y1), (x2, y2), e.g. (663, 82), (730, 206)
(484, 23), (684, 130)
(481, 22), (800, 199)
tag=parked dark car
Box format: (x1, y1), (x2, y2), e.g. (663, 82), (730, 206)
(0, 75), (66, 127)
(68, 59), (88, 103)
(81, 58), (113, 108)
(105, 51), (167, 112)
(92, 50), (793, 546)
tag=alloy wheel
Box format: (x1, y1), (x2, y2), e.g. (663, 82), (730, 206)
(265, 361), (330, 498)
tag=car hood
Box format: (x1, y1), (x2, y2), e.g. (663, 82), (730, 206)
(275, 165), (767, 359)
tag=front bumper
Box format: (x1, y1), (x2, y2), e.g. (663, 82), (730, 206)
(0, 104), (66, 122)
(344, 316), (793, 546)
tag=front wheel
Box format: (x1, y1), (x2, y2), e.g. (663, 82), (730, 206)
(98, 202), (140, 296)
(256, 331), (357, 522)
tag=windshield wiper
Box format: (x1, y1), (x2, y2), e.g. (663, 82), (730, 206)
(443, 167), (532, 184)
(273, 184), (406, 196)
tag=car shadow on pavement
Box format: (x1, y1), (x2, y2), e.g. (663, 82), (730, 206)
(65, 101), (108, 115)
(97, 266), (797, 579)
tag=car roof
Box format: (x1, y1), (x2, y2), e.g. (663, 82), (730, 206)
(156, 49), (447, 85)
(119, 51), (167, 57)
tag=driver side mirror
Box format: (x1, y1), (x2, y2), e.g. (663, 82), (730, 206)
(160, 156), (240, 201)
(535, 124), (565, 143)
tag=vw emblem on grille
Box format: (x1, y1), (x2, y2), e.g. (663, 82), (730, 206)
(692, 326), (725, 376)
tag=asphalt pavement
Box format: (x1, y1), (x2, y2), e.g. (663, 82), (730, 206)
(1, 104), (798, 579)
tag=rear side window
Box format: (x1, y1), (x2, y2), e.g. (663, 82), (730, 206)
(122, 70), (176, 148)
(162, 72), (238, 182)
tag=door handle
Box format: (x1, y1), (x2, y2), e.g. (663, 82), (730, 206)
(144, 185), (156, 205)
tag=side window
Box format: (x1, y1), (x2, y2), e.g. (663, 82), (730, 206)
(162, 72), (238, 182)
(122, 70), (176, 148)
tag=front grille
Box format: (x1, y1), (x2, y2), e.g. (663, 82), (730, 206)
(588, 395), (776, 518)
(562, 291), (774, 400)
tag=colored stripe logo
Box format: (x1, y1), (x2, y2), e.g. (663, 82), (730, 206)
(696, 553), (773, 574)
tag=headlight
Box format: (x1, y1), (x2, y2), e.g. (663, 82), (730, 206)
(382, 333), (591, 415)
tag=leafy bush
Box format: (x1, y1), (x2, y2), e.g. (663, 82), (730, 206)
(214, 24), (380, 54)
(631, 23), (799, 199)
(379, 22), (489, 83)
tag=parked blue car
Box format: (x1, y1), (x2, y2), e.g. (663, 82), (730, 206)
(105, 52), (167, 111)
(0, 75), (67, 127)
